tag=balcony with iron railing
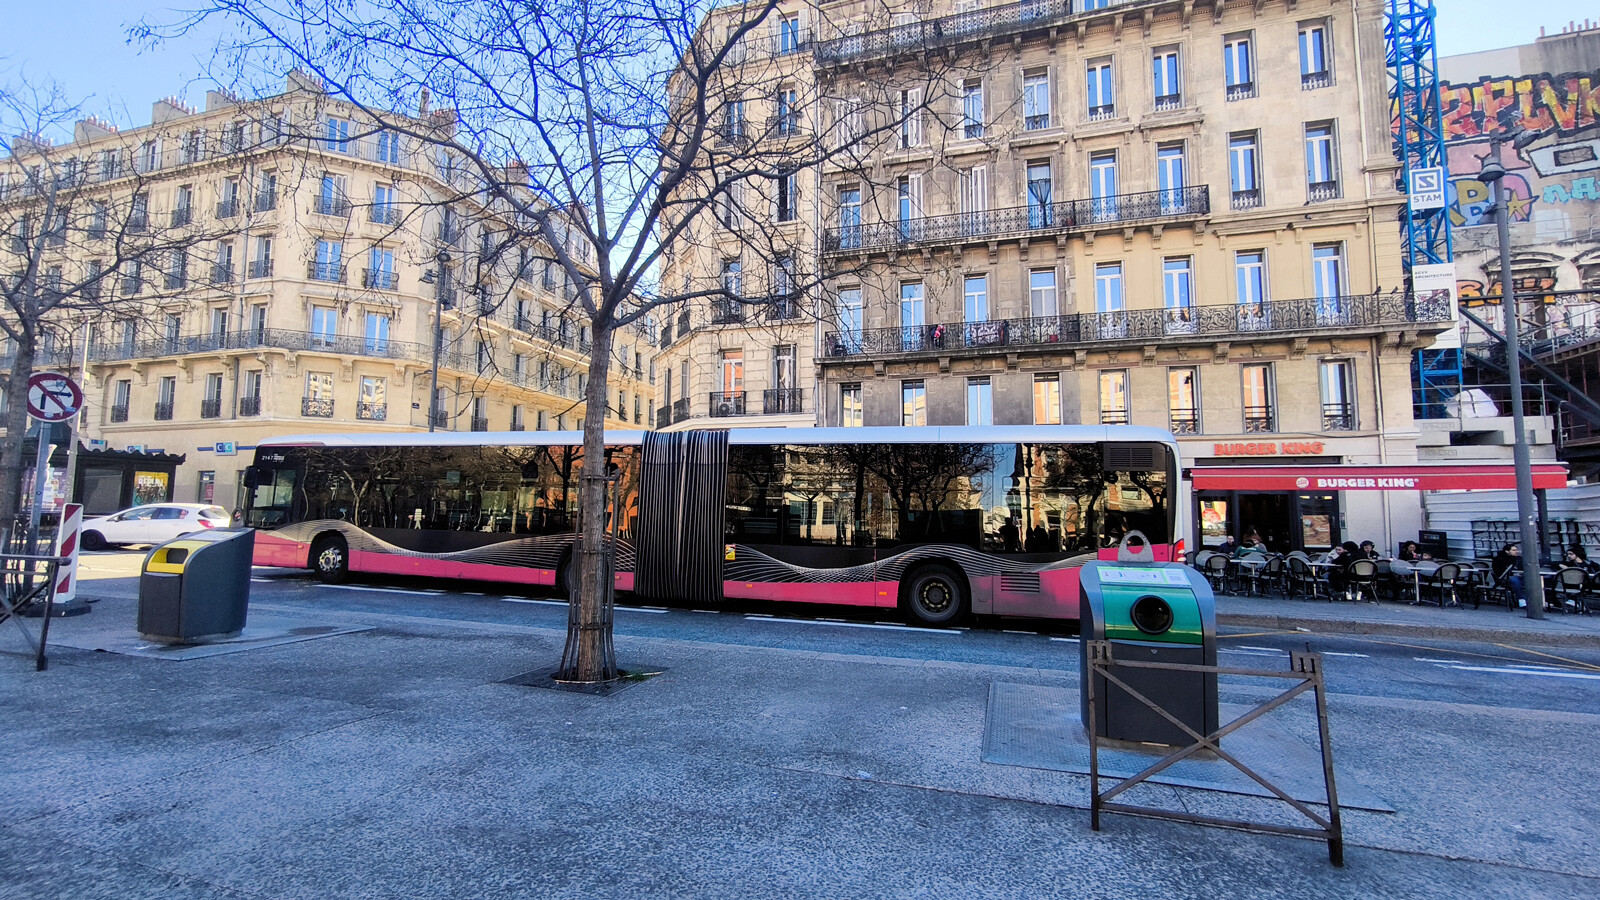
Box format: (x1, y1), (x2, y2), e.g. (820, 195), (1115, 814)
(170, 206), (193, 228)
(1243, 405), (1275, 433)
(154, 401), (174, 421)
(369, 205), (400, 225)
(1302, 71), (1333, 91)
(357, 402), (387, 421)
(164, 271), (187, 290)
(248, 259), (273, 279)
(814, 0), (1160, 67)
(821, 292), (1453, 360)
(1169, 411), (1199, 435)
(471, 416), (490, 432)
(239, 395), (262, 416)
(711, 300), (746, 324)
(110, 404), (129, 423)
(1225, 81), (1257, 101)
(824, 186), (1209, 255)
(216, 199), (240, 219)
(672, 398), (690, 423)
(710, 391), (747, 417)
(1322, 402), (1355, 431)
(364, 268), (398, 290)
(315, 196), (351, 218)
(200, 398), (222, 419)
(656, 406), (672, 429)
(764, 388), (804, 415)
(308, 261), (347, 284)
(211, 264), (234, 285)
(1230, 188), (1262, 211)
(255, 191), (277, 213)
(1100, 408), (1130, 425)
(1307, 181), (1341, 203)
(1153, 94), (1184, 112)
(429, 410), (450, 429)
(302, 397), (335, 418)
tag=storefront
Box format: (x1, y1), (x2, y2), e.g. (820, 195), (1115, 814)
(1189, 460), (1569, 556)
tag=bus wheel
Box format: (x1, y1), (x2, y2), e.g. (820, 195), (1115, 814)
(903, 564), (967, 627)
(312, 535), (349, 584)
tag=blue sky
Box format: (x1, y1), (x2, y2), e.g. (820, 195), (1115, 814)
(3, 1), (1597, 132)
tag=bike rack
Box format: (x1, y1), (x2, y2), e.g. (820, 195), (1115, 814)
(1084, 640), (1346, 866)
(0, 554), (64, 671)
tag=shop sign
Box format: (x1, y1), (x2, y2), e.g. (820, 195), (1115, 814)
(1212, 441), (1325, 456)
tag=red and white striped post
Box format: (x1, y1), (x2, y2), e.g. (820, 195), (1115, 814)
(55, 502), (82, 605)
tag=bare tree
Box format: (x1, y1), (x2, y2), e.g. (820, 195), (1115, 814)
(148, 0), (956, 681)
(0, 77), (253, 529)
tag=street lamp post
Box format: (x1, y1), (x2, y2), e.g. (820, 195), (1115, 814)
(1479, 132), (1545, 619)
(425, 252), (447, 433)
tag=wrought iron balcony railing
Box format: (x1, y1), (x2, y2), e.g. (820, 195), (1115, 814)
(254, 192), (277, 213)
(1243, 405), (1275, 433)
(1322, 403), (1355, 431)
(302, 397), (335, 418)
(824, 186), (1209, 254)
(369, 205), (400, 225)
(200, 398), (222, 419)
(1101, 408), (1130, 425)
(821, 292), (1452, 360)
(170, 207), (193, 228)
(814, 0), (1158, 67)
(364, 268), (398, 290)
(1169, 412), (1199, 435)
(248, 259), (274, 278)
(315, 196), (351, 218)
(239, 396), (262, 416)
(154, 401), (174, 421)
(110, 404), (129, 423)
(672, 398), (689, 423)
(1231, 188), (1262, 211)
(307, 261), (347, 284)
(764, 388), (804, 415)
(1307, 181), (1341, 203)
(1302, 71), (1332, 91)
(357, 402), (387, 421)
(710, 391), (747, 417)
(471, 416), (490, 432)
(216, 199), (240, 219)
(1226, 81), (1257, 101)
(657, 406), (672, 429)
(212, 264), (234, 285)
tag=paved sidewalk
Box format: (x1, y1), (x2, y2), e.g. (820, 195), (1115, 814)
(1214, 591), (1600, 647)
(2, 594), (1596, 899)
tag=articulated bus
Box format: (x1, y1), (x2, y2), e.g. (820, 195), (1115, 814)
(243, 426), (1186, 625)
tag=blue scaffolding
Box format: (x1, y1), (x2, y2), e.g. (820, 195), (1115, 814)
(1387, 0), (1459, 417)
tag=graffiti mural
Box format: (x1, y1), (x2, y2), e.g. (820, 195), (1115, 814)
(1438, 72), (1600, 142)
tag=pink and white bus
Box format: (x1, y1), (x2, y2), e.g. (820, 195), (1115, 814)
(243, 426), (1186, 625)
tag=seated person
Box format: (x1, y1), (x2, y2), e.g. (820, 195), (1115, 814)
(1216, 536), (1238, 556)
(1358, 540), (1380, 560)
(1492, 542), (1529, 608)
(1232, 538), (1268, 559)
(1564, 545), (1600, 578)
(1318, 544), (1353, 597)
(1398, 541), (1432, 562)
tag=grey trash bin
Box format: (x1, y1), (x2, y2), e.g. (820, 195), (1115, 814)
(1079, 556), (1218, 747)
(138, 529), (255, 643)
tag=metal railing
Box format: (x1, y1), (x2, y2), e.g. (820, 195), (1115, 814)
(248, 259), (273, 278)
(823, 293), (1450, 359)
(315, 196), (351, 218)
(471, 416), (490, 432)
(825, 186), (1208, 254)
(657, 407), (671, 429)
(110, 404), (129, 423)
(239, 396), (262, 416)
(254, 192), (277, 213)
(154, 401), (174, 421)
(764, 388), (804, 415)
(357, 402), (387, 421)
(672, 398), (689, 423)
(1170, 412), (1199, 435)
(1321, 402), (1355, 431)
(363, 268), (398, 290)
(1100, 408), (1129, 425)
(1307, 181), (1341, 203)
(170, 207), (193, 228)
(307, 261), (347, 284)
(302, 397), (334, 418)
(1226, 81), (1257, 101)
(369, 205), (400, 225)
(216, 199), (240, 219)
(200, 398), (222, 419)
(1302, 71), (1333, 90)
(814, 0), (1157, 67)
(1153, 94), (1183, 112)
(211, 264), (234, 285)
(710, 391), (746, 417)
(1243, 406), (1275, 433)
(1231, 188), (1262, 211)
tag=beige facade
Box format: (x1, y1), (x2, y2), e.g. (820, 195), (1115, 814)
(3, 76), (654, 510)
(660, 0), (1472, 552)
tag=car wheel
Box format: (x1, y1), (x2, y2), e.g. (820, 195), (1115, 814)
(81, 530), (107, 552)
(903, 563), (968, 627)
(311, 535), (350, 584)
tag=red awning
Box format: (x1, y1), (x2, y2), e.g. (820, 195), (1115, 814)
(1190, 463), (1568, 492)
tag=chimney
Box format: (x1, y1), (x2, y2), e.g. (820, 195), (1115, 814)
(205, 89), (241, 112)
(74, 116), (118, 143)
(419, 87), (431, 117)
(152, 96), (194, 124)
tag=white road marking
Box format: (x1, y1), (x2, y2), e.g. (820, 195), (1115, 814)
(1002, 629), (1038, 635)
(1049, 636), (1077, 643)
(744, 616), (959, 634)
(1414, 657), (1467, 664)
(1220, 649), (1282, 656)
(1439, 664), (1600, 681)
(501, 598), (567, 607)
(1322, 652), (1370, 658)
(326, 585), (442, 596)
(1239, 646), (1287, 653)
(616, 606), (667, 614)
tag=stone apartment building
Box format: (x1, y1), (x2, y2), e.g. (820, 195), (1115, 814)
(1, 73), (654, 512)
(659, 0), (1469, 554)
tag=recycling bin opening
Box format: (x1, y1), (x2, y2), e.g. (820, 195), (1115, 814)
(138, 529), (255, 644)
(1080, 552), (1218, 748)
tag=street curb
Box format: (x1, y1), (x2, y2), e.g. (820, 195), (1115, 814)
(1219, 612), (1600, 649)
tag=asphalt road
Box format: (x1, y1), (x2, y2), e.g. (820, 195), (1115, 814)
(75, 550), (1600, 715)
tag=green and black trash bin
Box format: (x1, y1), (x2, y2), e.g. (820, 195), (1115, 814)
(138, 529), (255, 643)
(1080, 540), (1218, 747)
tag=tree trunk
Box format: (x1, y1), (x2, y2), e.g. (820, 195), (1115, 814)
(0, 342), (38, 533)
(559, 322), (618, 682)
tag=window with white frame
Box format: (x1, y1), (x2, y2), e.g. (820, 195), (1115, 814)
(1029, 268), (1058, 318)
(1163, 257), (1195, 334)
(325, 117), (350, 153)
(901, 380), (926, 426)
(1299, 23), (1332, 89)
(964, 274), (989, 323)
(777, 169), (799, 222)
(1033, 374), (1062, 425)
(1099, 370), (1129, 424)
(1026, 160), (1053, 227)
(1235, 251), (1268, 325)
(1229, 133), (1260, 208)
(1319, 360), (1355, 430)
(1242, 363), (1275, 432)
(899, 88), (924, 148)
(1023, 69), (1051, 130)
(961, 80), (984, 138)
(836, 185), (861, 249)
(967, 377), (993, 426)
(1223, 34), (1255, 99)
(1086, 59), (1115, 119)
(841, 383), (863, 427)
(1168, 368), (1199, 433)
(1305, 122), (1339, 200)
(1157, 143), (1186, 210)
(1152, 48), (1182, 109)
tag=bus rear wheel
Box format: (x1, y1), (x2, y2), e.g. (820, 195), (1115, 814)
(311, 535), (349, 584)
(903, 564), (967, 627)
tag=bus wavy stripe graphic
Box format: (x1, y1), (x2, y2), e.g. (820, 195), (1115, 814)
(274, 520), (1091, 584)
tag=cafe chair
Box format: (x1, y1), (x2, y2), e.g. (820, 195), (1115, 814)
(1261, 554), (1289, 597)
(1553, 567), (1588, 614)
(1202, 553), (1232, 594)
(1427, 563), (1464, 608)
(1286, 556), (1323, 600)
(1347, 559), (1379, 604)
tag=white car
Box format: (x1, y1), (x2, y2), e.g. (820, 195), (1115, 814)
(80, 504), (233, 550)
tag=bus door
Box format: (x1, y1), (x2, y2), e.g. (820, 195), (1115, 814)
(634, 430), (728, 605)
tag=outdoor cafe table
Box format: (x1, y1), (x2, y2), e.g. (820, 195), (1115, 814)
(1231, 556), (1270, 595)
(1389, 559), (1443, 605)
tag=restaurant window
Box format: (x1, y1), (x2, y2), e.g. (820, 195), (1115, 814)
(1242, 363), (1275, 433)
(1099, 370), (1129, 425)
(1169, 367), (1199, 434)
(901, 380), (926, 427)
(1319, 360), (1355, 431)
(1033, 373), (1061, 426)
